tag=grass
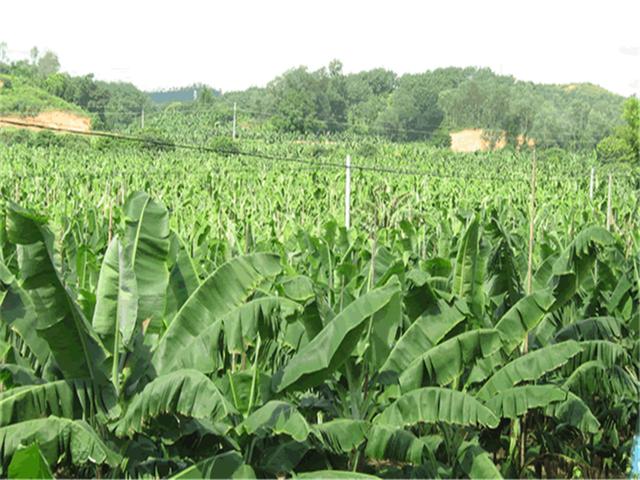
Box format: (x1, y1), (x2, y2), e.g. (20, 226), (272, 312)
(0, 74), (85, 116)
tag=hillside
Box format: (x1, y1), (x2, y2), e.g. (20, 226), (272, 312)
(0, 74), (85, 117)
(0, 74), (91, 131)
(0, 55), (629, 151)
(217, 65), (626, 148)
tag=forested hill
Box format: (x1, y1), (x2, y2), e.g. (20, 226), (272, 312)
(221, 63), (626, 148)
(0, 47), (629, 150)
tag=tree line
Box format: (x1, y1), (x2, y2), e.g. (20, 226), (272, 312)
(0, 44), (635, 158)
(0, 44), (151, 130)
(223, 61), (629, 150)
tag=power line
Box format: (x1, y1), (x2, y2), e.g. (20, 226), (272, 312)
(1, 118), (628, 186)
(0, 118), (524, 181)
(39, 100), (619, 147)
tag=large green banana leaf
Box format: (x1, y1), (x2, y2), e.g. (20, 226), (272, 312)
(554, 316), (622, 341)
(484, 385), (567, 419)
(313, 419), (370, 454)
(375, 387), (499, 428)
(92, 237), (138, 354)
(0, 378), (117, 426)
(543, 391), (601, 433)
(476, 341), (582, 401)
(222, 296), (302, 354)
(259, 441), (309, 476)
(494, 289), (555, 354)
(273, 279), (400, 392)
(571, 340), (628, 367)
(239, 400), (310, 442)
(486, 217), (522, 317)
(116, 369), (235, 437)
(563, 361), (638, 399)
(7, 443), (53, 479)
(123, 191), (171, 333)
(165, 232), (201, 320)
(367, 288), (402, 369)
(171, 451), (255, 479)
(0, 416), (120, 470)
(452, 217), (487, 320)
(399, 329), (501, 391)
(152, 253), (281, 375)
(0, 364), (42, 387)
(457, 441), (502, 479)
(6, 203), (108, 381)
(157, 319), (223, 375)
(381, 299), (467, 376)
(548, 226), (614, 310)
(364, 424), (428, 465)
(0, 262), (50, 366)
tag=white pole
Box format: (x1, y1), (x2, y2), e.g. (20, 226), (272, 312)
(345, 154), (351, 229)
(141, 107), (145, 129)
(606, 174), (613, 230)
(589, 167), (595, 200)
(232, 102), (237, 140)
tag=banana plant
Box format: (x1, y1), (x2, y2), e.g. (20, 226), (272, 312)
(1, 193), (637, 478)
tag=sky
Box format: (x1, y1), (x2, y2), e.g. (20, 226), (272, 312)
(2, 0), (639, 96)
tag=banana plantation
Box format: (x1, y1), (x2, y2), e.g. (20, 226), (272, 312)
(0, 141), (638, 478)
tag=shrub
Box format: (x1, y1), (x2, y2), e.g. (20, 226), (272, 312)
(208, 136), (239, 156)
(597, 135), (635, 163)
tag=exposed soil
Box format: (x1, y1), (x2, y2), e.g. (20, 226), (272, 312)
(0, 110), (91, 132)
(450, 128), (534, 153)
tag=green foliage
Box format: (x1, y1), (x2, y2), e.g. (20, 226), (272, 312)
(0, 74), (84, 116)
(0, 136), (637, 479)
(222, 63), (624, 148)
(208, 135), (240, 155)
(7, 443), (53, 479)
(597, 97), (640, 164)
(0, 127), (91, 148)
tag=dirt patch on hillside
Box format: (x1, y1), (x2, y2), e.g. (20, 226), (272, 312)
(450, 129), (534, 153)
(0, 110), (91, 132)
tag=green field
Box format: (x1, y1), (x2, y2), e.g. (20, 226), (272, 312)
(1, 131), (638, 478)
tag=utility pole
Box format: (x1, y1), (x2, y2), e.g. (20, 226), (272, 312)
(232, 102), (237, 140)
(345, 155), (351, 229)
(606, 174), (613, 230)
(589, 167), (595, 200)
(141, 107), (145, 129)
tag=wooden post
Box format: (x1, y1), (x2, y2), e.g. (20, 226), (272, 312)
(525, 149), (537, 299)
(108, 200), (113, 244)
(520, 147), (537, 471)
(589, 167), (595, 200)
(345, 155), (351, 229)
(606, 174), (613, 230)
(232, 102), (237, 140)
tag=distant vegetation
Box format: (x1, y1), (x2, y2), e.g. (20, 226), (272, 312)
(221, 61), (627, 149)
(0, 74), (83, 116)
(596, 97), (640, 163)
(147, 84), (221, 104)
(0, 43), (636, 155)
(0, 45), (150, 130)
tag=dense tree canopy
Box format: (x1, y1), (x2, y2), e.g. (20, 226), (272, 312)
(224, 61), (626, 149)
(597, 97), (640, 163)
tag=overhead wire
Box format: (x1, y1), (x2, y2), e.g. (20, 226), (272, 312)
(0, 118), (627, 187)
